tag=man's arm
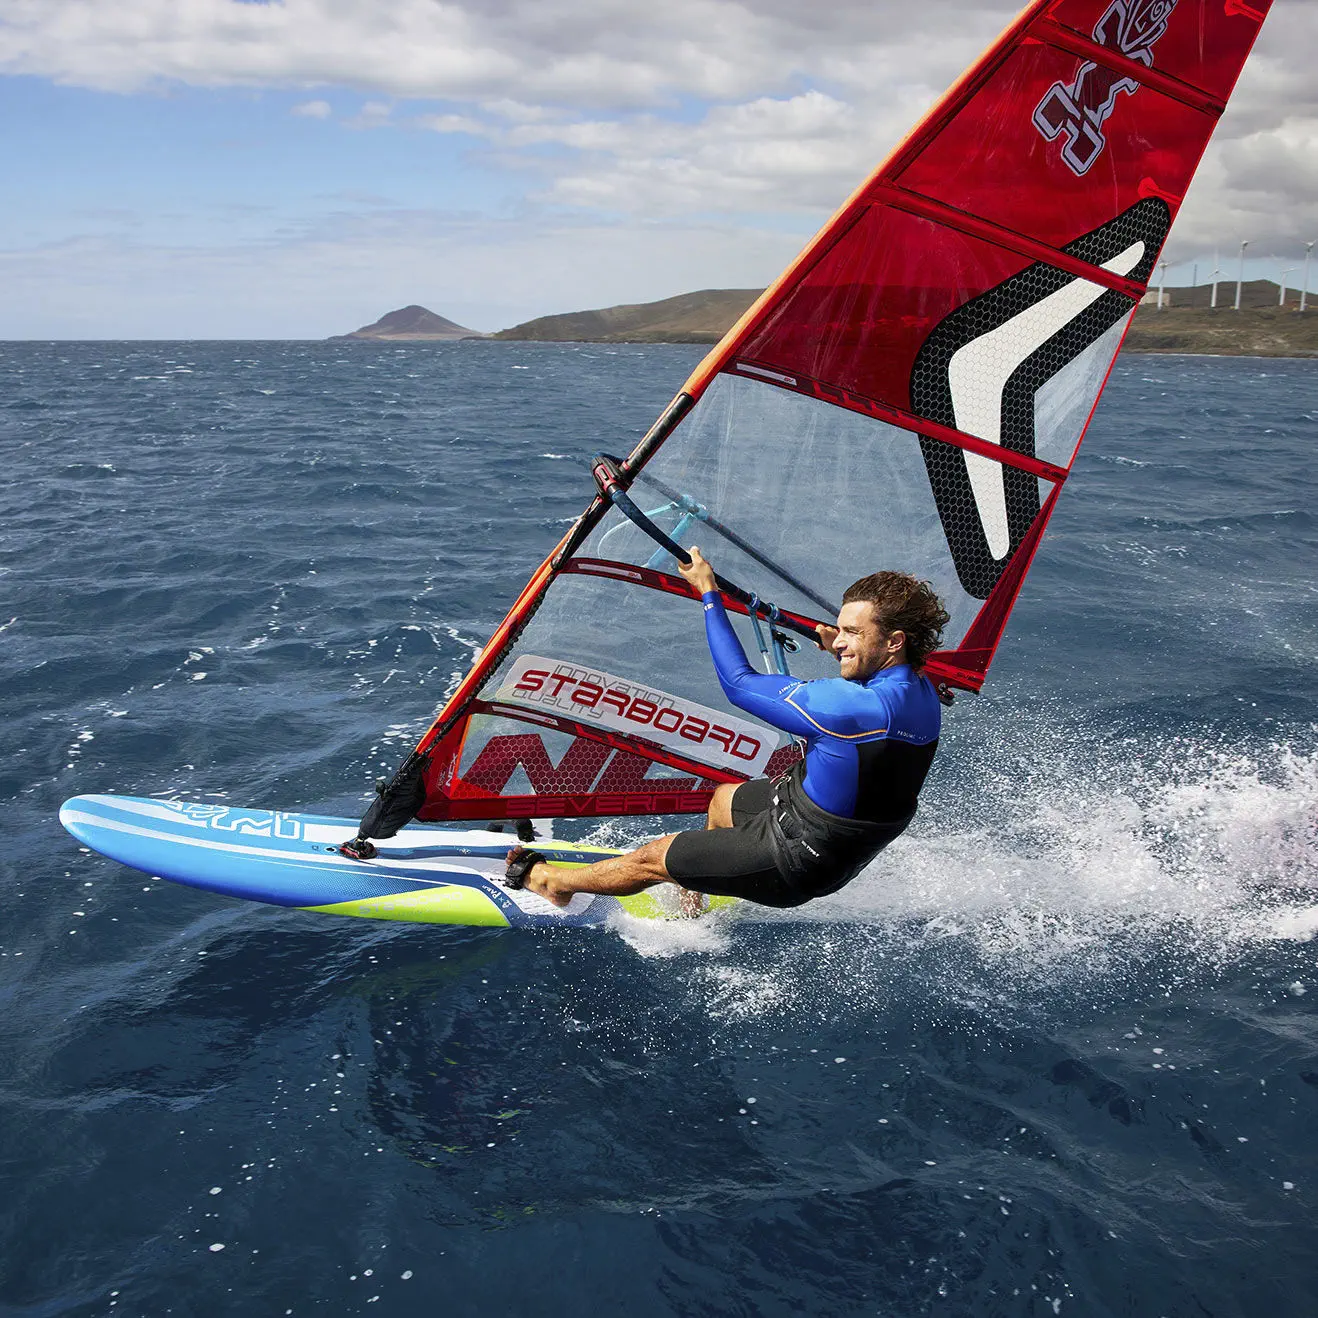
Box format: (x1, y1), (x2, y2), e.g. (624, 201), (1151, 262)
(678, 548), (818, 737)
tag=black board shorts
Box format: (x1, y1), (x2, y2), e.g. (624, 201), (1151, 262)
(665, 778), (809, 908)
(665, 771), (915, 909)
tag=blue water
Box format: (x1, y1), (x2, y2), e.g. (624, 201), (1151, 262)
(2, 341), (1316, 1316)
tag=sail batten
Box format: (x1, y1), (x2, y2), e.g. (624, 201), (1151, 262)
(873, 188), (1147, 299)
(726, 360), (1073, 484)
(1034, 17), (1228, 113)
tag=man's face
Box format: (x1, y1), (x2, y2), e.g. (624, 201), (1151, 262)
(832, 601), (903, 680)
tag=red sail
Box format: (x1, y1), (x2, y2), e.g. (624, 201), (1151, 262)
(389, 0), (1271, 824)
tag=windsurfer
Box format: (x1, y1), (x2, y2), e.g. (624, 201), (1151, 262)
(504, 548), (948, 911)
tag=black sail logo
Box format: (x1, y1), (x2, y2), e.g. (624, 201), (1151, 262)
(910, 199), (1169, 599)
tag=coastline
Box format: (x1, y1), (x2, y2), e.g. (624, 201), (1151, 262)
(3, 338), (1315, 359)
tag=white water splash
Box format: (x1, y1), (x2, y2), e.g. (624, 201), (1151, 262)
(614, 896), (736, 960)
(597, 733), (1318, 981)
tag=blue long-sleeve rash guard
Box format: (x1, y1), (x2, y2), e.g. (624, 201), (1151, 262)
(701, 592), (942, 822)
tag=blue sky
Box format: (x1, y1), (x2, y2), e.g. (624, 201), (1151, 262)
(0, 0), (1312, 338)
(2, 78), (513, 248)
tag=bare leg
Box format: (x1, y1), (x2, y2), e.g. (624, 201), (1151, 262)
(675, 781), (739, 916)
(705, 781), (738, 831)
(510, 781), (745, 914)
(509, 835), (679, 909)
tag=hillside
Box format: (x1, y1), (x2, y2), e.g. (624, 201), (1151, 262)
(331, 305), (483, 341)
(491, 280), (1318, 356)
(1124, 280), (1318, 356)
(493, 289), (763, 344)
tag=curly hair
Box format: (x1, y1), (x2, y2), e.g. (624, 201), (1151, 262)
(841, 571), (950, 671)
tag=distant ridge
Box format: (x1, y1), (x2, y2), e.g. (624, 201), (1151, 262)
(333, 282), (1317, 356)
(1124, 280), (1318, 356)
(331, 305), (484, 341)
(494, 281), (1315, 355)
(493, 289), (763, 344)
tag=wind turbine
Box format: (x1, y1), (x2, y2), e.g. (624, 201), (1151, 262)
(1210, 251), (1221, 309)
(1235, 240), (1249, 310)
(1157, 260), (1168, 309)
(1279, 267), (1296, 307)
(1303, 242), (1315, 314)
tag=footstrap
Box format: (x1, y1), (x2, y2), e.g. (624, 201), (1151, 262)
(502, 848), (546, 891)
(338, 836), (378, 861)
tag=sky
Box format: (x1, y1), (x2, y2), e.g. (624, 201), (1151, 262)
(1, 0), (1315, 339)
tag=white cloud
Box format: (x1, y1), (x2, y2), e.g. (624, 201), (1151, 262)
(346, 99), (393, 128)
(0, 0), (1006, 104)
(291, 98), (331, 118)
(415, 111), (495, 139)
(485, 91), (886, 217)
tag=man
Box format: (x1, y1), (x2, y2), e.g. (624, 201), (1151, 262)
(504, 547), (948, 911)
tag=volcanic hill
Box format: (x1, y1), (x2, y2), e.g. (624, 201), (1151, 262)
(331, 305), (483, 341)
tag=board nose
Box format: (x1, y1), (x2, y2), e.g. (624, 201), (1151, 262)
(59, 796), (98, 845)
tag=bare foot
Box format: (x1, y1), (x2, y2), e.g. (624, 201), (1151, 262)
(505, 847), (572, 908)
(677, 887), (707, 919)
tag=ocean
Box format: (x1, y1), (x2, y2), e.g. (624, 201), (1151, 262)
(1, 340), (1316, 1316)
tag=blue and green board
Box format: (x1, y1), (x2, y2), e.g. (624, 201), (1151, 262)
(59, 795), (735, 928)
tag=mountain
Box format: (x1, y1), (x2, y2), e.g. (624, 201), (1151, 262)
(493, 289), (764, 344)
(330, 305), (483, 341)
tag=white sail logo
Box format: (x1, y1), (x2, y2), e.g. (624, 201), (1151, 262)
(947, 241), (1146, 560)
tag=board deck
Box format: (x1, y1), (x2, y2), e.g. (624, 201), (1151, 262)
(59, 795), (734, 928)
